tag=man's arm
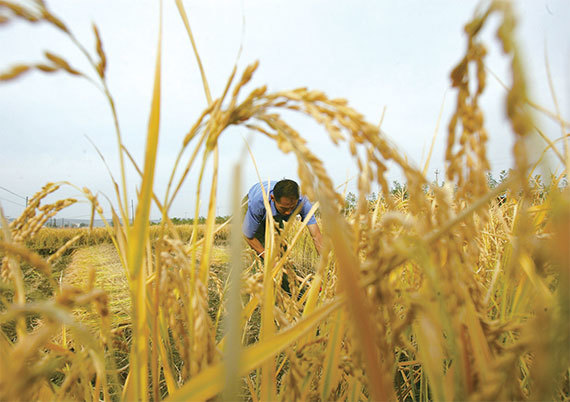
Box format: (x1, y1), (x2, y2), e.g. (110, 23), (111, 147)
(243, 195), (265, 257)
(307, 223), (323, 256)
(244, 236), (265, 258)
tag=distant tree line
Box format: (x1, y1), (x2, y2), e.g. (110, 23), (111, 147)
(164, 216), (231, 225)
(341, 170), (568, 215)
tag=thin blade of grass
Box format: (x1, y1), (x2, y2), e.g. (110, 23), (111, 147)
(319, 198), (393, 401)
(413, 306), (447, 401)
(217, 294), (259, 351)
(422, 90), (447, 177)
(241, 137), (278, 399)
(124, 1), (162, 399)
(544, 45), (569, 173)
(222, 161), (245, 400)
(260, 211), (276, 401)
(175, 0), (212, 106)
(198, 146), (219, 283)
(157, 323), (178, 395)
(319, 309), (346, 400)
(346, 376), (362, 402)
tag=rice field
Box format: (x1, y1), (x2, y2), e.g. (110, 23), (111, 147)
(1, 1), (569, 401)
(20, 224), (229, 253)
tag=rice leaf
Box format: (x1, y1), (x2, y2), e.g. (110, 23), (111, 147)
(124, 1), (162, 399)
(319, 309), (345, 400)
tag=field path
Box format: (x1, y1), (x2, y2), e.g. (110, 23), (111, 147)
(61, 242), (230, 327)
(63, 243), (131, 325)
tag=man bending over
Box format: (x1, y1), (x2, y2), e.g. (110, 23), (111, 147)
(242, 179), (323, 259)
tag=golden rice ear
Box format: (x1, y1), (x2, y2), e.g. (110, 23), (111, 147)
(0, 64), (32, 81)
(0, 1), (41, 23)
(44, 52), (81, 75)
(92, 23), (107, 79)
(42, 8), (70, 33)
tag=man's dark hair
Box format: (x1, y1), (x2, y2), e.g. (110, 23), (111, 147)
(273, 179), (299, 201)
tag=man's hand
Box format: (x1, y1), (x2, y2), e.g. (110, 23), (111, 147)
(244, 236), (265, 258)
(307, 223), (323, 256)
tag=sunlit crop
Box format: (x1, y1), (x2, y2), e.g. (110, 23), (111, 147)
(1, 1), (568, 401)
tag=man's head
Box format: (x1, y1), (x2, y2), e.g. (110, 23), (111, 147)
(271, 179), (300, 215)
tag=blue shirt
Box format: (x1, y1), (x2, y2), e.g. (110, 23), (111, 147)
(242, 180), (317, 238)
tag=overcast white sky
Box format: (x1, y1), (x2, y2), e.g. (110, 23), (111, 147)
(0, 0), (568, 220)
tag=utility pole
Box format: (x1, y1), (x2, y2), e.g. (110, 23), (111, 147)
(434, 169), (440, 186)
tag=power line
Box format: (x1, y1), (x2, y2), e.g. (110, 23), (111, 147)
(0, 186), (26, 200)
(0, 197), (26, 207)
(65, 214), (94, 219)
(52, 214), (115, 220)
